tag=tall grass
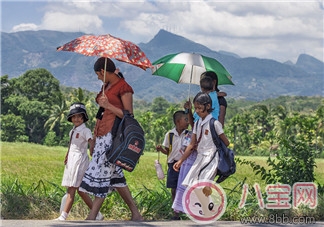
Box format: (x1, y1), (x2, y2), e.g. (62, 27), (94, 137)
(1, 142), (324, 220)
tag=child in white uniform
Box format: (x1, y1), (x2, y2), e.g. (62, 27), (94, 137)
(156, 110), (190, 220)
(174, 92), (229, 187)
(55, 103), (103, 221)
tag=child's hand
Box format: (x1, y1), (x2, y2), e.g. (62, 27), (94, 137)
(89, 147), (94, 157)
(183, 99), (192, 110)
(89, 138), (95, 157)
(217, 91), (227, 97)
(156, 145), (163, 152)
(173, 160), (182, 172)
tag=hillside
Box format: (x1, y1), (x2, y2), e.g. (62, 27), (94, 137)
(1, 29), (323, 102)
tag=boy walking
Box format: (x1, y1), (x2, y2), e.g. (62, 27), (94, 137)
(156, 110), (190, 220)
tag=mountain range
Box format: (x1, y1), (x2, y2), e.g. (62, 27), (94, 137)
(1, 29), (323, 102)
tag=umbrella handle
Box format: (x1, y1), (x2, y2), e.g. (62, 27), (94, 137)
(188, 83), (191, 100)
(188, 65), (193, 100)
(102, 58), (107, 96)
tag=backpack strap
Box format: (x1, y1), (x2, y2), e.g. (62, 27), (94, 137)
(209, 118), (222, 147)
(198, 118), (219, 178)
(168, 132), (174, 155)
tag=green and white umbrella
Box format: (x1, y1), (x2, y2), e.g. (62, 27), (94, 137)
(151, 52), (234, 85)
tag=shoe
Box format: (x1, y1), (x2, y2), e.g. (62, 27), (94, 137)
(171, 216), (181, 220)
(96, 212), (104, 220)
(54, 216), (66, 221)
(54, 211), (68, 221)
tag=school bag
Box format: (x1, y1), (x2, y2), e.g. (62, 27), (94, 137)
(106, 110), (145, 172)
(209, 118), (236, 183)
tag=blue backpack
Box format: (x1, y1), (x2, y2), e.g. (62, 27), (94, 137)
(209, 118), (236, 183)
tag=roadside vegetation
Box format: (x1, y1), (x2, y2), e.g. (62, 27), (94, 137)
(1, 143), (324, 220)
(1, 69), (323, 221)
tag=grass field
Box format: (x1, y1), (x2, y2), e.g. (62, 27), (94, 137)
(1, 142), (324, 220)
(2, 142), (323, 190)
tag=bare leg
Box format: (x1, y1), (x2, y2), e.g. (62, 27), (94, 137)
(78, 190), (93, 209)
(171, 188), (179, 218)
(63, 187), (77, 213)
(85, 196), (105, 220)
(115, 186), (143, 221)
(171, 188), (176, 202)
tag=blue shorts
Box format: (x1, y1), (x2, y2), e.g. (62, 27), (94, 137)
(167, 161), (180, 188)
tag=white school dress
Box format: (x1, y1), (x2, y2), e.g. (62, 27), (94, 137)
(61, 123), (92, 187)
(182, 114), (224, 187)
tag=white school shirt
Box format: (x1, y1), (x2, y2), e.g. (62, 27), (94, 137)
(69, 123), (92, 154)
(162, 128), (188, 163)
(193, 114), (224, 155)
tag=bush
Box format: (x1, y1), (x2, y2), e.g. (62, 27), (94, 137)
(43, 131), (58, 146)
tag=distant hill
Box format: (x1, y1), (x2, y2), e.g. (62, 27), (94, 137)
(1, 29), (323, 102)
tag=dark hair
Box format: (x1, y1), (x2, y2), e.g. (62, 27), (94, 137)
(94, 57), (124, 78)
(94, 57), (116, 72)
(200, 71), (219, 92)
(173, 110), (186, 125)
(193, 92), (213, 113)
(200, 76), (213, 92)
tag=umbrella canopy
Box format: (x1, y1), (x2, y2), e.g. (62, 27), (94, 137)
(151, 52), (234, 85)
(57, 34), (152, 70)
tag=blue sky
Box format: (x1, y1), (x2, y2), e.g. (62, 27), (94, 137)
(1, 0), (323, 63)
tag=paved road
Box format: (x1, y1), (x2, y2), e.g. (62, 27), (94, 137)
(1, 220), (324, 227)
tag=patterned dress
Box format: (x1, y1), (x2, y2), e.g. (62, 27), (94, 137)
(79, 132), (126, 197)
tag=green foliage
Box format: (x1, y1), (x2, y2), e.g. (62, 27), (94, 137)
(1, 70), (323, 160)
(225, 98), (323, 158)
(1, 75), (13, 114)
(135, 183), (175, 220)
(43, 131), (58, 146)
(1, 142), (323, 220)
(237, 133), (323, 194)
(0, 113), (26, 142)
(1, 70), (62, 143)
(1, 179), (62, 219)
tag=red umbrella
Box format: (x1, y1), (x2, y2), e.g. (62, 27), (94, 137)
(57, 34), (152, 70)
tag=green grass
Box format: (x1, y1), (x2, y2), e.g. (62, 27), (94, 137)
(1, 142), (324, 220)
(2, 142), (323, 190)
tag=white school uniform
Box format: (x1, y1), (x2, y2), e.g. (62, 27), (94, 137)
(61, 123), (92, 187)
(182, 114), (224, 187)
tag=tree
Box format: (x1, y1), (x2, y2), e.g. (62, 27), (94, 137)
(1, 75), (14, 114)
(3, 69), (62, 143)
(151, 97), (171, 116)
(0, 113), (26, 142)
(13, 68), (61, 106)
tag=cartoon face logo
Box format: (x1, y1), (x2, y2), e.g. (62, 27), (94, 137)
(182, 180), (227, 224)
(134, 140), (139, 146)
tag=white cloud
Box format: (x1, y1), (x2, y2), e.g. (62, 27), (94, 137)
(6, 1), (324, 62)
(123, 1), (323, 62)
(39, 11), (103, 33)
(12, 23), (38, 32)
